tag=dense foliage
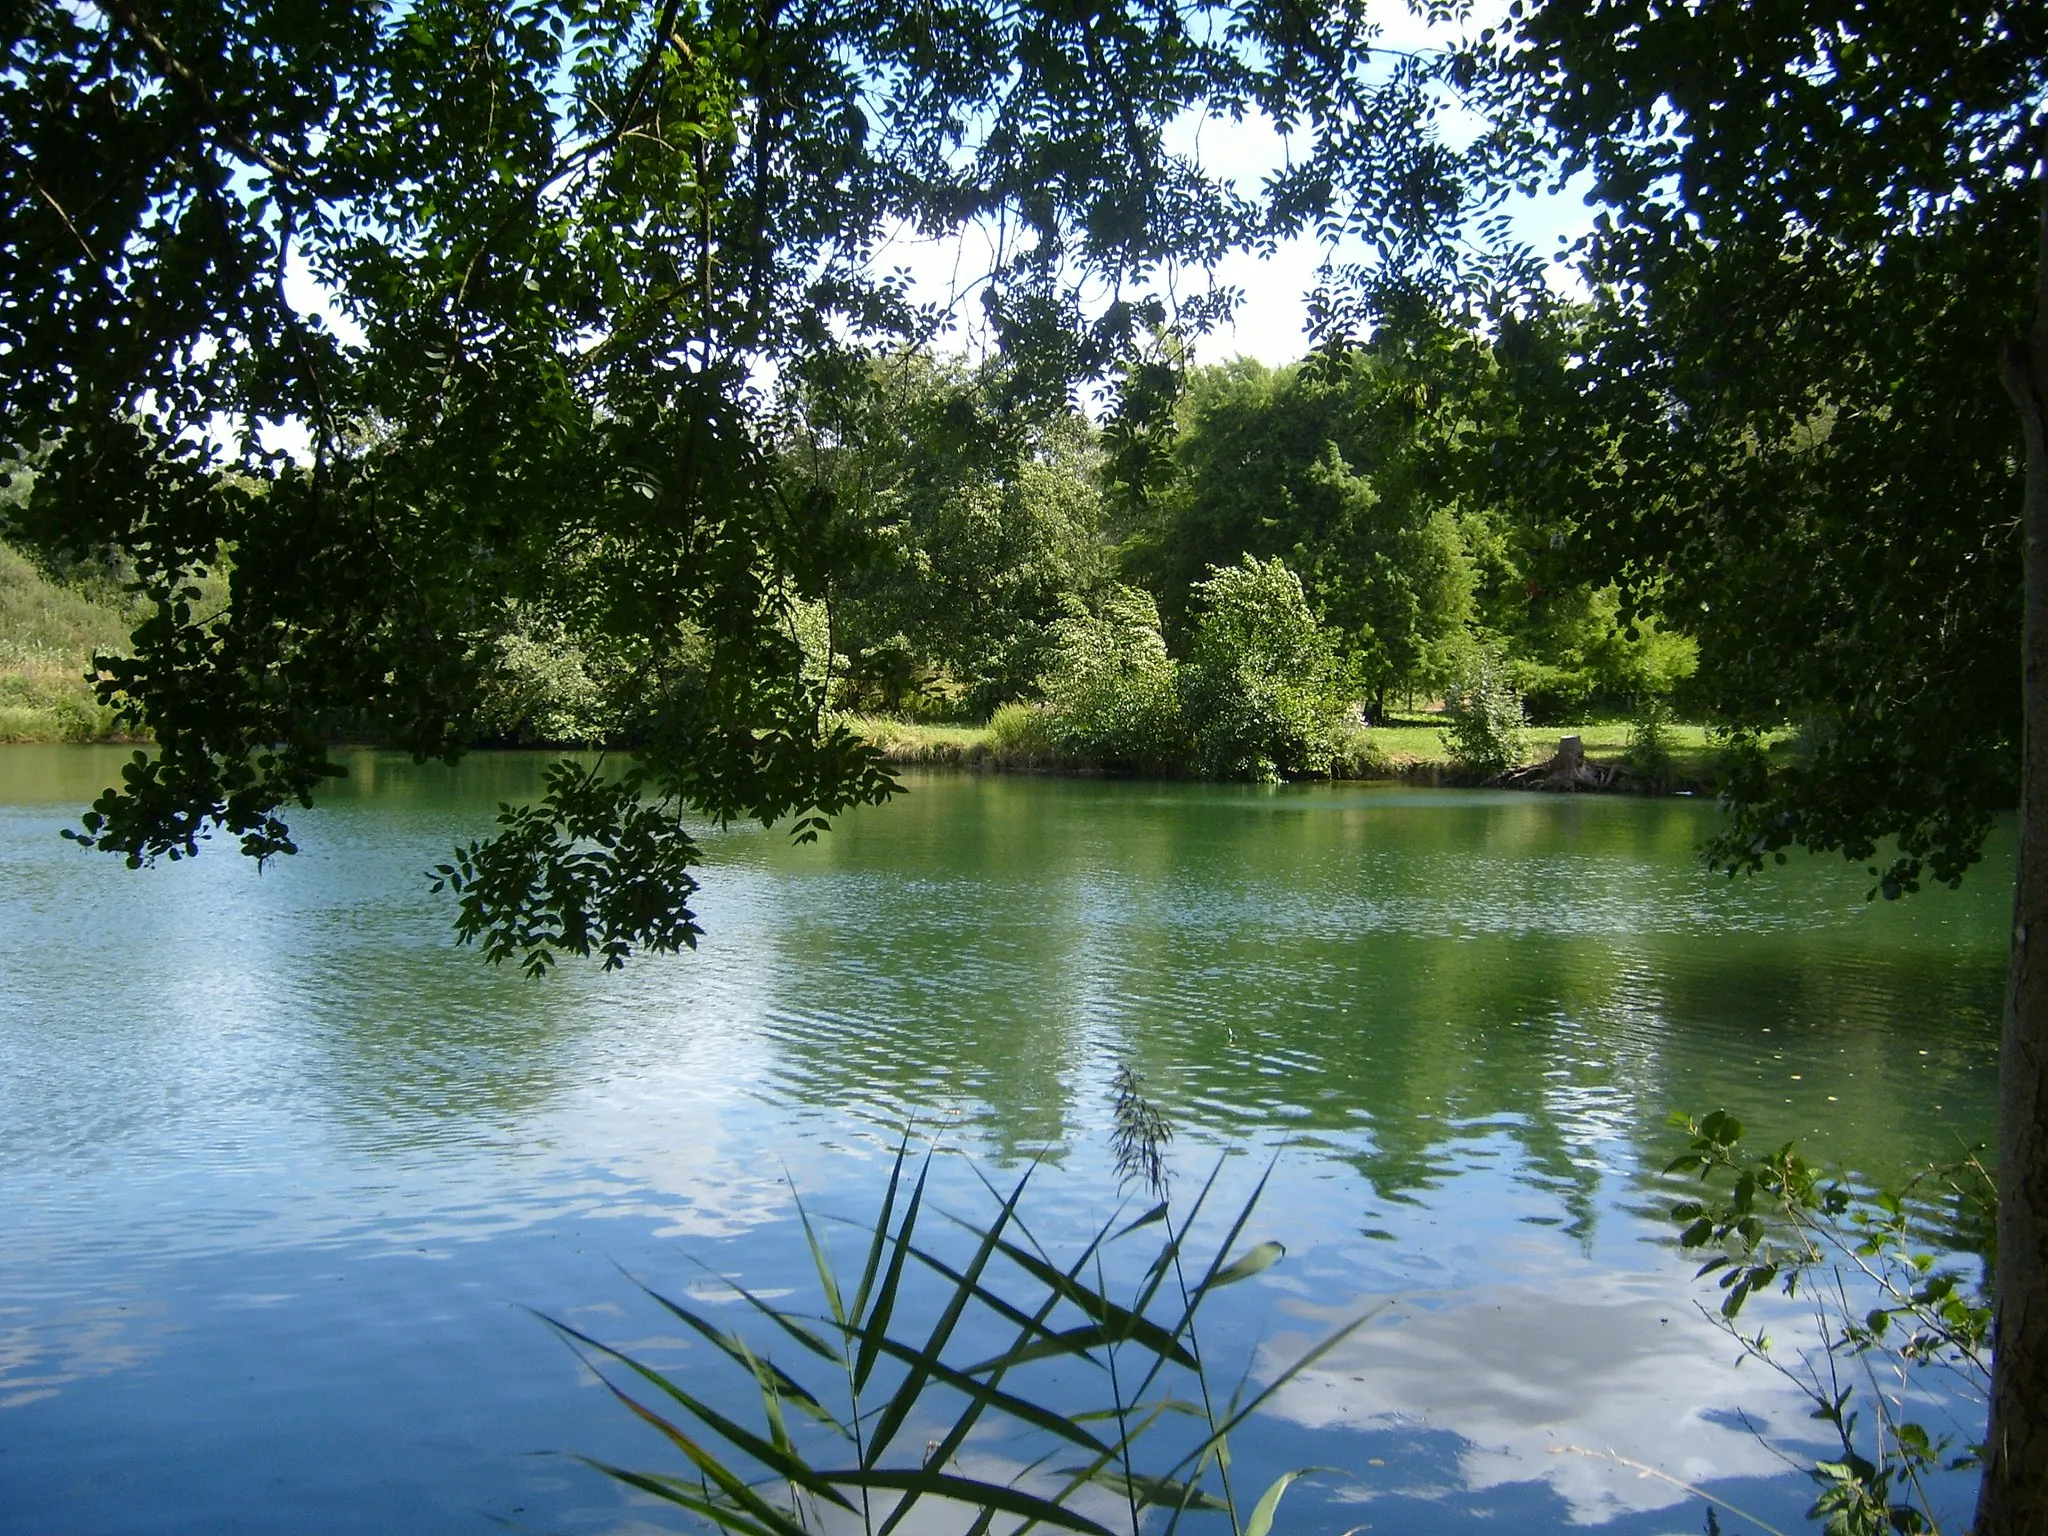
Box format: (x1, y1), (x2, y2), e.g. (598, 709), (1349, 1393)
(741, 336), (1703, 759)
(1178, 555), (1357, 779)
(1457, 0), (2034, 896)
(1457, 0), (2048, 1524)
(782, 354), (1111, 718)
(1037, 585), (1185, 773)
(1108, 343), (1697, 725)
(1437, 654), (1526, 779)
(0, 0), (1468, 965)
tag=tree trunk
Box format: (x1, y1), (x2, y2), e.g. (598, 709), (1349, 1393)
(1979, 172), (2048, 1536)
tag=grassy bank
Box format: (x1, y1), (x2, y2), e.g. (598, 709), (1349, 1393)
(1364, 717), (1723, 780)
(842, 710), (1732, 785)
(0, 543), (133, 743)
(0, 546), (1735, 786)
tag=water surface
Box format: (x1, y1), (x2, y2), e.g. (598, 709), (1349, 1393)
(0, 749), (2006, 1533)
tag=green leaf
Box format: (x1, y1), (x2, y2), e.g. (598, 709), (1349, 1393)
(637, 1285), (844, 1428)
(984, 1234), (1199, 1369)
(817, 1467), (1122, 1536)
(1204, 1240), (1286, 1290)
(839, 1322), (1113, 1456)
(541, 1315), (856, 1518)
(1114, 1201), (1171, 1241)
(909, 1251), (1107, 1372)
(791, 1188), (848, 1332)
(567, 1456), (792, 1536)
(1246, 1468), (1329, 1536)
(850, 1132), (915, 1327)
(1066, 1466), (1232, 1514)
(864, 1166), (1033, 1469)
(854, 1152), (933, 1392)
(1156, 1304), (1385, 1493)
(689, 1264), (842, 1367)
(600, 1386), (816, 1536)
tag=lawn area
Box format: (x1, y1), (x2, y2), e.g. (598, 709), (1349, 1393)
(1365, 718), (1720, 772)
(0, 542), (133, 743)
(836, 714), (998, 761)
(841, 710), (1741, 783)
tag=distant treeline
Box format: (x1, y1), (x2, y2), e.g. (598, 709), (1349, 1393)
(1, 332), (1697, 774)
(770, 344), (1695, 772)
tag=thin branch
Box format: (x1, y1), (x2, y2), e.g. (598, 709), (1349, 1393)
(1548, 1446), (1797, 1536)
(91, 0), (305, 185)
(26, 172), (101, 266)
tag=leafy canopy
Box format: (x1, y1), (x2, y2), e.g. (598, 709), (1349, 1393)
(2, 0), (1469, 966)
(1453, 0), (2039, 893)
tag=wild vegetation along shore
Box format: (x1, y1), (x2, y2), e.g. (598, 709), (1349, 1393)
(0, 536), (1724, 786)
(6, 0), (2035, 1519)
(0, 541), (130, 744)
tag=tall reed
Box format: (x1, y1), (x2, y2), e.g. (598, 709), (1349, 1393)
(545, 1101), (1362, 1536)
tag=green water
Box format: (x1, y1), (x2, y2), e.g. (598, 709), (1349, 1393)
(0, 749), (2007, 1534)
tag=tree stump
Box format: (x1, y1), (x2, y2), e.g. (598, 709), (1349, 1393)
(1543, 734), (1603, 790)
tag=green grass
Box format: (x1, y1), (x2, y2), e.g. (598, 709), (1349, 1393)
(0, 541), (136, 743)
(835, 712), (1022, 767)
(844, 710), (1739, 784)
(1365, 719), (1716, 769)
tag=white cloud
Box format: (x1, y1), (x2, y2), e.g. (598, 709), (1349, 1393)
(1261, 1276), (1828, 1524)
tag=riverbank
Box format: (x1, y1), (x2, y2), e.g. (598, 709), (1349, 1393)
(839, 712), (1731, 788)
(0, 541), (1734, 785)
(0, 543), (131, 743)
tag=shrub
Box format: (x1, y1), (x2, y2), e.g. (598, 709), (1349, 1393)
(1327, 721), (1392, 778)
(1178, 556), (1355, 780)
(838, 634), (961, 717)
(474, 623), (616, 746)
(1039, 586), (1184, 770)
(1503, 656), (1598, 725)
(1665, 1111), (1992, 1536)
(1440, 657), (1527, 777)
(985, 699), (1056, 758)
(1625, 698), (1676, 784)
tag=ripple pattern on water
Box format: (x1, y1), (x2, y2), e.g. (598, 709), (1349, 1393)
(0, 754), (2005, 1535)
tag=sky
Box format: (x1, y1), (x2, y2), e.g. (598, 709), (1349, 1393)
(859, 0), (1594, 370)
(865, 107), (1596, 372)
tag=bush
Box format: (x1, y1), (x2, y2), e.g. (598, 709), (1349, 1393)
(1327, 721), (1392, 778)
(1039, 586), (1184, 770)
(1440, 657), (1527, 777)
(474, 623), (616, 746)
(1625, 698), (1676, 784)
(836, 634), (966, 718)
(1503, 656), (1598, 725)
(1664, 1111), (1992, 1536)
(1178, 556), (1356, 780)
(985, 699), (1056, 757)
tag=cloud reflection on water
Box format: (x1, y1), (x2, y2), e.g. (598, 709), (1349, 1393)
(1264, 1277), (1826, 1525)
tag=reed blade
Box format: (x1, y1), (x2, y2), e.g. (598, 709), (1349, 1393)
(839, 1321), (1112, 1455)
(984, 1234), (1198, 1369)
(815, 1466), (1124, 1536)
(567, 1456), (790, 1536)
(850, 1130), (915, 1326)
(862, 1165), (1032, 1467)
(637, 1285), (844, 1428)
(853, 1152), (933, 1392)
(543, 1314), (857, 1516)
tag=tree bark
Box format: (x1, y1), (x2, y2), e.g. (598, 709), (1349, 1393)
(1980, 171), (2048, 1536)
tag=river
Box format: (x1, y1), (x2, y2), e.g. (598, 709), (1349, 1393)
(0, 748), (2007, 1534)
